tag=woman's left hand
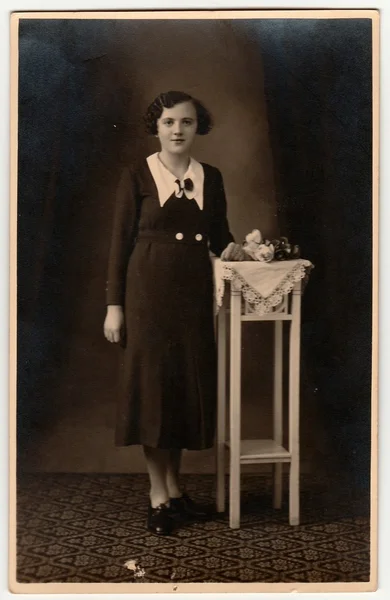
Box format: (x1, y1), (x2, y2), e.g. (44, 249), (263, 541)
(220, 242), (249, 262)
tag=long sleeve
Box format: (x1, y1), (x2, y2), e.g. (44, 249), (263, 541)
(209, 168), (235, 257)
(106, 166), (140, 306)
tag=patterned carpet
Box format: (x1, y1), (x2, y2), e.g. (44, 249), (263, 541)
(16, 473), (370, 584)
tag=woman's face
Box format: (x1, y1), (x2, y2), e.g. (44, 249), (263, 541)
(156, 101), (198, 156)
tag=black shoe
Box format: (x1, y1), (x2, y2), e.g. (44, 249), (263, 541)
(169, 493), (214, 522)
(147, 503), (175, 535)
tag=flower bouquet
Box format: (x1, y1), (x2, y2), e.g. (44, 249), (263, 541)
(243, 229), (301, 262)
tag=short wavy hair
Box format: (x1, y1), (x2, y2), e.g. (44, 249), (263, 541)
(144, 91), (213, 136)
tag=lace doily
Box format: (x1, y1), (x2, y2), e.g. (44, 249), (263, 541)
(214, 259), (313, 316)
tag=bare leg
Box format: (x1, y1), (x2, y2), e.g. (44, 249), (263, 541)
(167, 449), (212, 522)
(143, 446), (170, 508)
(166, 449), (183, 499)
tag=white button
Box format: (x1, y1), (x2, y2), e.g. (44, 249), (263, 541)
(175, 232), (184, 240)
(195, 234), (203, 241)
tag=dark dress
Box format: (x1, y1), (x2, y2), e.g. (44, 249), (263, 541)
(106, 158), (234, 449)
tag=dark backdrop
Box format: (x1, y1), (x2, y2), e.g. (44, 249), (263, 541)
(255, 19), (373, 491)
(17, 17), (372, 490)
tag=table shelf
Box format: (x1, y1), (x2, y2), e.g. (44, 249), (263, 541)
(225, 439), (291, 463)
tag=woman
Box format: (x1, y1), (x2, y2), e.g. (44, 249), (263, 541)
(104, 91), (245, 535)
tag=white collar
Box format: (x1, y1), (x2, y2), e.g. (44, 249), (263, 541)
(146, 152), (204, 210)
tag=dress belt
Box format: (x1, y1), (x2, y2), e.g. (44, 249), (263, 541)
(136, 230), (209, 246)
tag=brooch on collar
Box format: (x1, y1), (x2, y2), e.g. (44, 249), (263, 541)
(175, 178), (194, 198)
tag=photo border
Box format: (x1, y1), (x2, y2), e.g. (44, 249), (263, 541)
(8, 6), (380, 596)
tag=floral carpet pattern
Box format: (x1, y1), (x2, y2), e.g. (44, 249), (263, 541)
(16, 473), (370, 584)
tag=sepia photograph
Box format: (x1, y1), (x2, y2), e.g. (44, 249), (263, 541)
(9, 8), (378, 594)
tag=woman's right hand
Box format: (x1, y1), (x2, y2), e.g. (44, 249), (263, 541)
(104, 305), (124, 343)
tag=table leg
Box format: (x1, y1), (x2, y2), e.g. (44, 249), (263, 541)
(273, 320), (283, 509)
(289, 282), (302, 526)
(230, 289), (242, 529)
(216, 299), (227, 513)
